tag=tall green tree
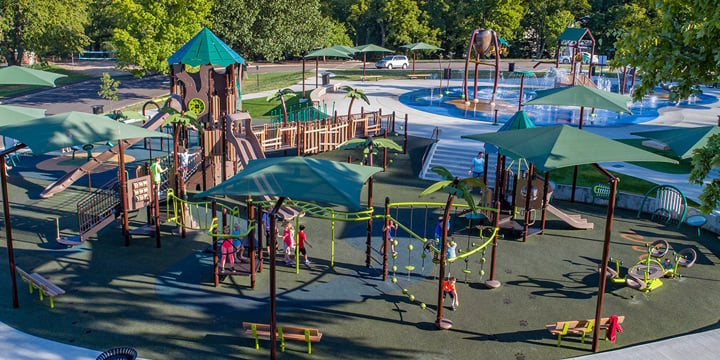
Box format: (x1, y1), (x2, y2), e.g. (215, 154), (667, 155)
(0, 0), (89, 64)
(613, 0), (720, 101)
(111, 0), (212, 76)
(211, 0), (327, 61)
(521, 0), (589, 58)
(377, 0), (439, 47)
(690, 135), (720, 214)
(86, 0), (120, 51)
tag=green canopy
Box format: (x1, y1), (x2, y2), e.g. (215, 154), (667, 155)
(498, 37), (509, 47)
(198, 157), (381, 211)
(484, 110), (535, 153)
(167, 27), (245, 66)
(0, 111), (171, 154)
(353, 44), (394, 77)
(0, 66), (66, 87)
(524, 85), (632, 114)
(400, 42), (443, 74)
(400, 42), (443, 51)
(462, 125), (675, 172)
(304, 47), (352, 59)
(0, 105), (46, 124)
(329, 45), (358, 55)
(631, 126), (720, 159)
(558, 28), (590, 42)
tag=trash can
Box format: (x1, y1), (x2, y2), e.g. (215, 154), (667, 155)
(443, 68), (452, 80)
(321, 73), (331, 86)
(508, 63), (515, 72)
(91, 105), (104, 114)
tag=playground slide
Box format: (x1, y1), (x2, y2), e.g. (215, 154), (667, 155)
(546, 204), (594, 230)
(40, 103), (178, 199)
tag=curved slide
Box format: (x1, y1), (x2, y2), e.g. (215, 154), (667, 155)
(40, 96), (182, 199)
(546, 204), (594, 230)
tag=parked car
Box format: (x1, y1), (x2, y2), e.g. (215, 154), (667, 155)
(375, 55), (409, 69)
(559, 52), (599, 64)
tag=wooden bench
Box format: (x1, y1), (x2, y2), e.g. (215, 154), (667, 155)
(243, 322), (322, 354)
(545, 316), (624, 346)
(361, 75), (382, 82)
(407, 73), (431, 79)
(15, 266), (65, 308)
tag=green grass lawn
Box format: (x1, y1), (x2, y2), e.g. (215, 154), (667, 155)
(242, 91), (320, 123)
(241, 70), (313, 94)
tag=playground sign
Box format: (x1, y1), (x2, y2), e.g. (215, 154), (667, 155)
(127, 175), (152, 211)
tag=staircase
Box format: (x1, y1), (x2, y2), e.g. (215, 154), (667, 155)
(420, 141), (503, 186)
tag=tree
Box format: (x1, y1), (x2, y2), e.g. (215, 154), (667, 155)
(86, 0), (120, 51)
(111, 0), (212, 76)
(266, 89), (296, 125)
(342, 85), (369, 120)
(211, 0), (327, 62)
(98, 73), (120, 102)
(689, 134), (720, 213)
(419, 166), (483, 329)
(377, 0), (439, 47)
(613, 0), (720, 101)
(0, 0), (90, 64)
(521, 0), (589, 58)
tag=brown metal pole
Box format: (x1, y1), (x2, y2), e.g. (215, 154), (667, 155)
(383, 148), (387, 172)
(316, 58), (319, 89)
(154, 177), (160, 246)
(403, 114), (408, 154)
(541, 171), (550, 234)
(383, 197), (390, 281)
(2, 155), (19, 308)
(269, 197), (287, 360)
(302, 56), (306, 98)
(256, 204), (264, 273)
(180, 175), (186, 240)
(592, 164), (618, 352)
(365, 140), (374, 268)
(571, 166), (578, 203)
(119, 140), (130, 246)
(488, 201), (501, 284)
(435, 178), (458, 329)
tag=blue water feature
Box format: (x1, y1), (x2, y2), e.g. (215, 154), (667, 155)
(399, 86), (717, 127)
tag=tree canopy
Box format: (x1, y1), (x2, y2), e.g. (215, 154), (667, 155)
(613, 0), (720, 101)
(111, 0), (212, 76)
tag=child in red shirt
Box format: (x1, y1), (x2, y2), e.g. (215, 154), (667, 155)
(298, 224), (312, 265)
(443, 277), (459, 311)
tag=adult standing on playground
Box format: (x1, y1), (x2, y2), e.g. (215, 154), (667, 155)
(468, 151), (485, 178)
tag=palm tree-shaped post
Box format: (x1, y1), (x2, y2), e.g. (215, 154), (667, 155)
(342, 86), (370, 140)
(266, 88), (296, 125)
(339, 136), (403, 267)
(419, 166), (483, 330)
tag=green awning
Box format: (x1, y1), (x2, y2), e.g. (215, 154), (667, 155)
(400, 42), (443, 51)
(354, 44), (394, 53)
(198, 157), (381, 211)
(168, 27), (245, 66)
(558, 28), (590, 42)
(524, 85), (632, 114)
(304, 47), (352, 59)
(0, 66), (67, 87)
(0, 111), (171, 154)
(631, 126), (720, 159)
(485, 110), (535, 153)
(329, 45), (358, 55)
(463, 125), (676, 172)
(0, 105), (46, 124)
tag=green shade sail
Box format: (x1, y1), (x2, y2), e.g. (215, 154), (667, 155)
(329, 45), (358, 55)
(0, 111), (171, 154)
(524, 85), (632, 114)
(354, 44), (394, 53)
(0, 105), (46, 124)
(484, 110), (535, 154)
(304, 47), (352, 59)
(631, 126), (720, 159)
(462, 125), (676, 172)
(198, 157), (381, 211)
(498, 37), (509, 47)
(338, 138), (403, 152)
(400, 42), (443, 51)
(167, 27), (245, 66)
(0, 66), (66, 87)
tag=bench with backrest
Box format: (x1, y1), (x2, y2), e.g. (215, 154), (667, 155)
(545, 316), (625, 346)
(637, 184), (687, 229)
(243, 322), (322, 354)
(15, 266), (65, 308)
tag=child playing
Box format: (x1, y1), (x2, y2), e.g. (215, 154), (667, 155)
(298, 224), (312, 265)
(231, 223), (245, 260)
(220, 226), (235, 270)
(443, 276), (459, 311)
(446, 240), (457, 260)
(282, 222), (295, 265)
(383, 220), (398, 257)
